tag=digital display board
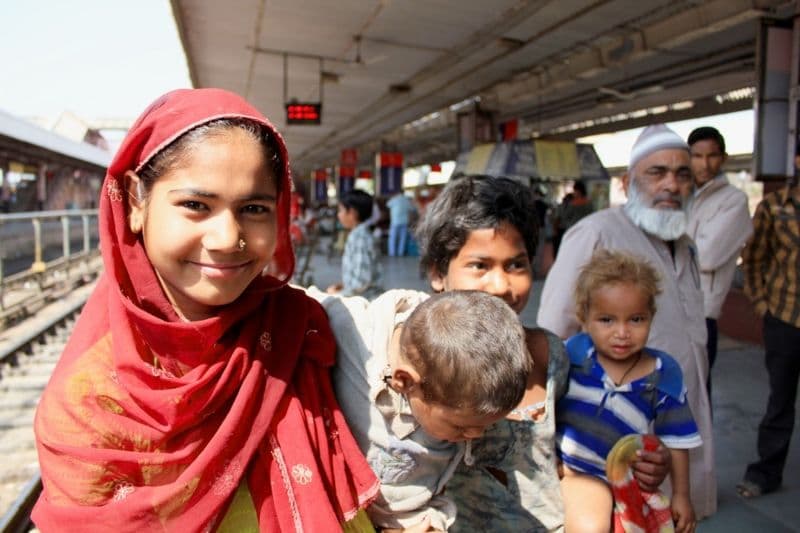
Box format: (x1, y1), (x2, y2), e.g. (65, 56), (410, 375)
(285, 102), (322, 125)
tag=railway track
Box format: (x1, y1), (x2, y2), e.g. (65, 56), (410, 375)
(0, 218), (324, 530)
(0, 281), (96, 533)
(0, 222), (325, 531)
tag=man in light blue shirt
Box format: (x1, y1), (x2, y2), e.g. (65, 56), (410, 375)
(386, 192), (416, 257)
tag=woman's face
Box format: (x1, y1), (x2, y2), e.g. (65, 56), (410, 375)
(129, 128), (278, 321)
(429, 221), (532, 314)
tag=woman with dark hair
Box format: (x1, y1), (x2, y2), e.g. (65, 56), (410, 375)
(32, 88), (378, 532)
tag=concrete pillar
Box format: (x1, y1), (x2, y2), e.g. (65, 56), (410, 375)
(37, 163), (48, 211)
(753, 6), (800, 190)
(0, 159), (9, 212)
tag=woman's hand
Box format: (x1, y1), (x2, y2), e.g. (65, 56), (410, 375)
(631, 438), (671, 492)
(671, 492), (696, 533)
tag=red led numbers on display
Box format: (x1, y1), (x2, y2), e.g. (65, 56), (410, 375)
(285, 103), (322, 125)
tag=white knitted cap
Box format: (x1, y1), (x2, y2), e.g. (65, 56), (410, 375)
(629, 124), (689, 169)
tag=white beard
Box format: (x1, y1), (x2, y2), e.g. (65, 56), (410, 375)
(624, 178), (691, 241)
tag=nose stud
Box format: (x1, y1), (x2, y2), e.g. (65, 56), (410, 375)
(238, 238), (247, 251)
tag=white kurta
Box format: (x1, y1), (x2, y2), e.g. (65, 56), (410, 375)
(687, 175), (753, 319)
(537, 206), (717, 519)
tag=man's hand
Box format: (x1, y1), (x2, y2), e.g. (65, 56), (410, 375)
(631, 439), (671, 492)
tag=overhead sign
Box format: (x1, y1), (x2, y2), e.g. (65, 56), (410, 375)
(377, 151), (404, 196)
(341, 148), (358, 166)
(285, 102), (322, 125)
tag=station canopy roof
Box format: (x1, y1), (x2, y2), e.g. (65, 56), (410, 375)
(171, 0), (795, 176)
(0, 110), (111, 171)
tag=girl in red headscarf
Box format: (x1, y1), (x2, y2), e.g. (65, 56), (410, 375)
(32, 88), (379, 532)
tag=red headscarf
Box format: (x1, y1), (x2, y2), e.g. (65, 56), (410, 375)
(33, 88), (378, 532)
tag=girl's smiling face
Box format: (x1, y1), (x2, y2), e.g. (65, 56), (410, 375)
(128, 128), (278, 321)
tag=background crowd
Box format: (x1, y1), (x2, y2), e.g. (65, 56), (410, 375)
(29, 87), (798, 533)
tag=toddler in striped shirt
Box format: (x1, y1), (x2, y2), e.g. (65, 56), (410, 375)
(556, 249), (701, 533)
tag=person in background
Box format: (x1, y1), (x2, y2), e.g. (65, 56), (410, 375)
(387, 190), (416, 257)
(550, 192), (573, 258)
(415, 175), (671, 531)
(367, 196), (383, 229)
(532, 186), (550, 278)
(32, 88), (377, 532)
(289, 189), (307, 245)
(290, 189), (305, 221)
(686, 126), (752, 398)
(310, 288), (530, 532)
(558, 180), (594, 233)
(327, 189), (383, 299)
(538, 124), (717, 519)
(736, 170), (800, 500)
(366, 196), (386, 252)
(557, 249), (700, 533)
(414, 188), (434, 218)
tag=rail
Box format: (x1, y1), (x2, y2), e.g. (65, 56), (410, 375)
(0, 283), (92, 531)
(0, 210), (101, 328)
(0, 475), (40, 533)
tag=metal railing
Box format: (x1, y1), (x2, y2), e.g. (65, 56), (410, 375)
(0, 474), (41, 533)
(0, 209), (101, 324)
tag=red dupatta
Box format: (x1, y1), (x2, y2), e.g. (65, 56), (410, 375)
(32, 88), (378, 532)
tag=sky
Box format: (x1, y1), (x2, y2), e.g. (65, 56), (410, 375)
(0, 1), (754, 167)
(580, 110), (755, 168)
(0, 1), (192, 122)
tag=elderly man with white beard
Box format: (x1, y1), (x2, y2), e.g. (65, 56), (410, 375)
(538, 124), (716, 520)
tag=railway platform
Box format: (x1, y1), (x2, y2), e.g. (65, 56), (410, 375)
(301, 240), (800, 532)
(0, 237), (797, 531)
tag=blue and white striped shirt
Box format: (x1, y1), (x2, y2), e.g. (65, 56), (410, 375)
(556, 333), (702, 480)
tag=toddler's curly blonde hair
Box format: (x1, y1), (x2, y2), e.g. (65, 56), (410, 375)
(574, 249), (662, 323)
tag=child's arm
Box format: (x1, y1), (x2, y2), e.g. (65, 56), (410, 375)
(669, 448), (696, 533)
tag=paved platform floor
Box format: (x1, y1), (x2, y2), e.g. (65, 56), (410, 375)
(299, 243), (800, 532)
